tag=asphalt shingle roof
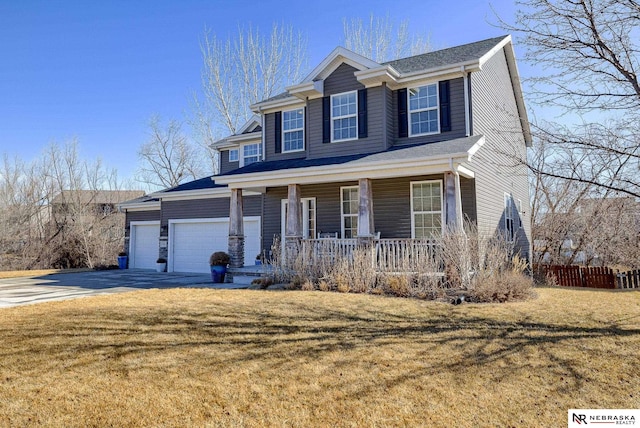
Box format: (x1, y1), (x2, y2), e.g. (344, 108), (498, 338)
(382, 36), (507, 73)
(161, 176), (227, 193)
(219, 135), (483, 177)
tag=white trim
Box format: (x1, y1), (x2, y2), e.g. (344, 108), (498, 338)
(330, 90), (358, 143)
(129, 220), (160, 269)
(215, 152), (472, 189)
(240, 142), (262, 167)
(250, 96), (304, 114)
(340, 186), (359, 239)
(237, 114), (261, 134)
(286, 80), (324, 99)
(467, 135), (486, 157)
(301, 46), (380, 83)
(154, 188), (262, 202)
(410, 180), (444, 239)
(119, 201), (160, 212)
(167, 216), (261, 272)
(282, 108), (305, 153)
(408, 83), (440, 137)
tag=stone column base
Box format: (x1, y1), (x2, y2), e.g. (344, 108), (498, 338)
(228, 235), (245, 268)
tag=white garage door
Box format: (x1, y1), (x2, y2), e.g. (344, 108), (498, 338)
(170, 217), (261, 273)
(130, 222), (159, 269)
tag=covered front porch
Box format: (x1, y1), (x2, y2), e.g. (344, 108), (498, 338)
(213, 136), (482, 268)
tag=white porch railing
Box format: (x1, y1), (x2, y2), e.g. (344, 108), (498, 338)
(293, 238), (440, 272)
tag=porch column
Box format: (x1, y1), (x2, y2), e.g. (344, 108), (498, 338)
(357, 178), (375, 239)
(285, 184), (302, 259)
(444, 172), (459, 230)
(228, 188), (244, 268)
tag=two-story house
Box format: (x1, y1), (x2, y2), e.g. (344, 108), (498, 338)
(120, 35), (531, 273)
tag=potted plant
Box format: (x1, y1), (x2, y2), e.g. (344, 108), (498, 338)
(255, 253), (263, 266)
(209, 251), (230, 283)
(156, 257), (167, 272)
(117, 251), (128, 269)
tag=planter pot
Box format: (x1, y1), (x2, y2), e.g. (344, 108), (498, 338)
(155, 263), (166, 273)
(211, 265), (227, 283)
(255, 260), (262, 266)
(117, 256), (128, 269)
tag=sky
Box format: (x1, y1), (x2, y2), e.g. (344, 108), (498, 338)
(0, 0), (523, 182)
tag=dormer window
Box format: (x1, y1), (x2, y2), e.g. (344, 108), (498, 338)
(331, 91), (358, 142)
(282, 108), (304, 152)
(408, 84), (439, 136)
(229, 149), (239, 162)
(242, 143), (261, 166)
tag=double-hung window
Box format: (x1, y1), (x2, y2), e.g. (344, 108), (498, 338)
(341, 186), (359, 238)
(228, 149), (239, 162)
(408, 84), (439, 136)
(331, 91), (357, 142)
(411, 181), (443, 239)
(282, 109), (304, 152)
(242, 143), (261, 166)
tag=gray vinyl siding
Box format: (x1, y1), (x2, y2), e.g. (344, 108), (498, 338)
(264, 111), (309, 161)
(307, 64), (387, 159)
(468, 48), (531, 259)
(385, 84), (394, 149)
(125, 210), (160, 230)
(161, 196), (262, 227)
(391, 77), (467, 146)
(219, 150), (239, 175)
(261, 176), (476, 252)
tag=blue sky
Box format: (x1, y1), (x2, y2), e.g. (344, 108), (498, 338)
(0, 0), (522, 181)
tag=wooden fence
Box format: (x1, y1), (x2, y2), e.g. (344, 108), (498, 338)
(537, 265), (640, 289)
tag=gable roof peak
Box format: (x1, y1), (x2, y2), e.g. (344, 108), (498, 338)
(301, 46), (381, 83)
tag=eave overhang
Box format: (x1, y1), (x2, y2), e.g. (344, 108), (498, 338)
(214, 152), (477, 190)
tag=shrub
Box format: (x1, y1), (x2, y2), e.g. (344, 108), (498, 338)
(471, 270), (534, 303)
(209, 251), (230, 266)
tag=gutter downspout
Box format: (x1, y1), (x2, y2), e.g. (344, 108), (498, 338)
(449, 157), (464, 229)
(462, 67), (470, 137)
(260, 108), (266, 161)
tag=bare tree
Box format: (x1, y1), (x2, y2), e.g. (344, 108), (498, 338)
(500, 0), (640, 199)
(136, 115), (203, 190)
(342, 14), (431, 62)
(192, 22), (308, 153)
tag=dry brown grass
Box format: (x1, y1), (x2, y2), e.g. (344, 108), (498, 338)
(0, 268), (93, 279)
(0, 287), (638, 427)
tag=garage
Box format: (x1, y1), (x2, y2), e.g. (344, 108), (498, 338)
(168, 217), (261, 273)
(129, 221), (160, 269)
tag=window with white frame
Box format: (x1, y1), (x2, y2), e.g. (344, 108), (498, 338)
(283, 109), (304, 152)
(408, 84), (439, 136)
(332, 91), (357, 142)
(242, 143), (261, 166)
(411, 181), (443, 239)
(229, 149), (239, 162)
(504, 193), (515, 241)
(517, 199), (523, 229)
(341, 186), (358, 238)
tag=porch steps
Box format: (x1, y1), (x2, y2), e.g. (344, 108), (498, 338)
(228, 265), (273, 285)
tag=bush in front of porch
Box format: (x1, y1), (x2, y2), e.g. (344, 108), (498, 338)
(269, 226), (533, 303)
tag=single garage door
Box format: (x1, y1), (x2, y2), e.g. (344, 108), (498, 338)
(130, 222), (160, 269)
(169, 217), (261, 273)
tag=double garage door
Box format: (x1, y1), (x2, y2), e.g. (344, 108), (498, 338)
(169, 217), (261, 273)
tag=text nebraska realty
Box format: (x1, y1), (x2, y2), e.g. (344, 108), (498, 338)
(573, 413), (636, 425)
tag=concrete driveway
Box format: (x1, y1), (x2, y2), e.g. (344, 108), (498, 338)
(0, 270), (243, 309)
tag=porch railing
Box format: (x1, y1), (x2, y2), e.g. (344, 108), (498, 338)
(292, 238), (440, 272)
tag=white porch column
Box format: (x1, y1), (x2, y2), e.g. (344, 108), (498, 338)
(228, 188), (244, 268)
(444, 172), (459, 230)
(357, 178), (375, 238)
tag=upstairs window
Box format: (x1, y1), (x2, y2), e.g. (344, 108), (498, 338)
(504, 193), (515, 241)
(331, 91), (357, 142)
(229, 149), (239, 162)
(283, 109), (304, 152)
(242, 143), (261, 166)
(408, 84), (439, 136)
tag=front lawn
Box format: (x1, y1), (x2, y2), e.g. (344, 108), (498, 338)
(0, 287), (637, 427)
